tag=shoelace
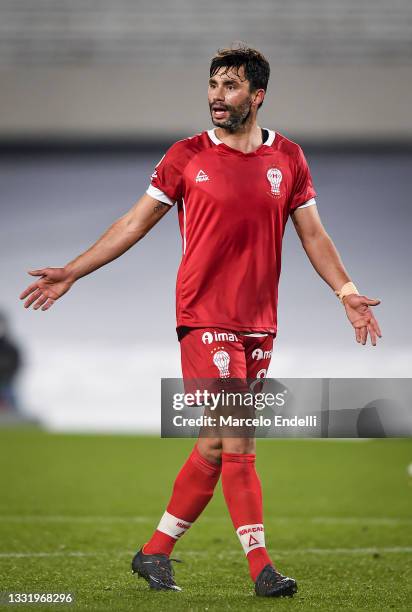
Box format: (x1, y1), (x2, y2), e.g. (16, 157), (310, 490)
(261, 567), (284, 587)
(151, 557), (182, 583)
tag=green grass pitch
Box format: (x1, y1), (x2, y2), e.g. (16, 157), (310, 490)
(0, 430), (411, 610)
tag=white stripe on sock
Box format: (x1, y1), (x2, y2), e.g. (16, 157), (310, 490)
(157, 511), (193, 540)
(236, 523), (266, 555)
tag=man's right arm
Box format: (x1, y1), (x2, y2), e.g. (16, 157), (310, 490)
(19, 193), (171, 311)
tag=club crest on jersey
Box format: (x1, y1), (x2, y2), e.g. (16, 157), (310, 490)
(266, 167), (282, 197)
(211, 346), (230, 378)
(195, 169), (209, 183)
(201, 331), (238, 344)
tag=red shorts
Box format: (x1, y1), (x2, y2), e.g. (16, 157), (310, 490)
(179, 327), (274, 380)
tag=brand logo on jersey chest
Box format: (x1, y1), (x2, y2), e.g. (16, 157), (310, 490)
(195, 169), (209, 183)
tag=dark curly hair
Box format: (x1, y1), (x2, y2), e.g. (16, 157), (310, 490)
(210, 44), (270, 108)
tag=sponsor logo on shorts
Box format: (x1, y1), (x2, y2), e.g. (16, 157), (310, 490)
(256, 368), (267, 379)
(252, 348), (272, 360)
(201, 331), (239, 344)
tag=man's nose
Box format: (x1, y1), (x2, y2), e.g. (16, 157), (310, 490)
(212, 86), (225, 101)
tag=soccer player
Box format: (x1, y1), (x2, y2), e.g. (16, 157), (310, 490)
(20, 45), (382, 597)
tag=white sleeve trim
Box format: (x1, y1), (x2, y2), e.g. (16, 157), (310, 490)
(146, 184), (176, 206)
(297, 197), (316, 209)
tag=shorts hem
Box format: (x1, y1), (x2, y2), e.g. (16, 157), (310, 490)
(176, 322), (277, 339)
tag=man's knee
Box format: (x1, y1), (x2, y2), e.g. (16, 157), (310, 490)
(222, 438), (256, 455)
(196, 438), (222, 464)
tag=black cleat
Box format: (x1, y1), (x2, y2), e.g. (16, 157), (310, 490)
(131, 548), (182, 591)
(255, 564), (298, 597)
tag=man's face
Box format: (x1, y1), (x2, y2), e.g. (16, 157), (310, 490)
(208, 66), (258, 132)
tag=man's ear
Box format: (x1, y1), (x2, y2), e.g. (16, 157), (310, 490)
(253, 89), (265, 108)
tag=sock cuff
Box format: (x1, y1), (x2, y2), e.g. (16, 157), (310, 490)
(190, 444), (222, 475)
(156, 510), (193, 539)
(236, 523), (266, 555)
(222, 452), (256, 464)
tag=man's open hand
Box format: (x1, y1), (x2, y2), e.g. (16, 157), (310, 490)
(343, 294), (382, 346)
(19, 268), (74, 311)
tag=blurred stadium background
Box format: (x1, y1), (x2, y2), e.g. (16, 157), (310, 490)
(1, 0), (411, 432)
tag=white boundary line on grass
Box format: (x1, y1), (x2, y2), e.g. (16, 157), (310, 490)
(0, 516), (150, 523)
(205, 547), (412, 556)
(0, 552), (99, 558)
(0, 515), (411, 525)
(1, 547), (412, 559)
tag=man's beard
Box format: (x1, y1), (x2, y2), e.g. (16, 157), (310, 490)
(210, 98), (253, 132)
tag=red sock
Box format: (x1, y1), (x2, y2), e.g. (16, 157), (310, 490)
(143, 444), (221, 556)
(221, 452), (273, 582)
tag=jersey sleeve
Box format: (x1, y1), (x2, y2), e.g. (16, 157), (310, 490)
(288, 146), (317, 213)
(146, 143), (185, 206)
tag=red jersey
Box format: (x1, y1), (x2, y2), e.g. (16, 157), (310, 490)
(147, 128), (316, 335)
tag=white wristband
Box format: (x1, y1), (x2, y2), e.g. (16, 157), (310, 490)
(335, 281), (359, 302)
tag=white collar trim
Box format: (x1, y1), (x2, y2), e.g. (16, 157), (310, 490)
(264, 129), (276, 146)
(207, 128), (276, 147)
(207, 128), (222, 145)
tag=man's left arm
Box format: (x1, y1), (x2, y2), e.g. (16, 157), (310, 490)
(291, 204), (382, 346)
